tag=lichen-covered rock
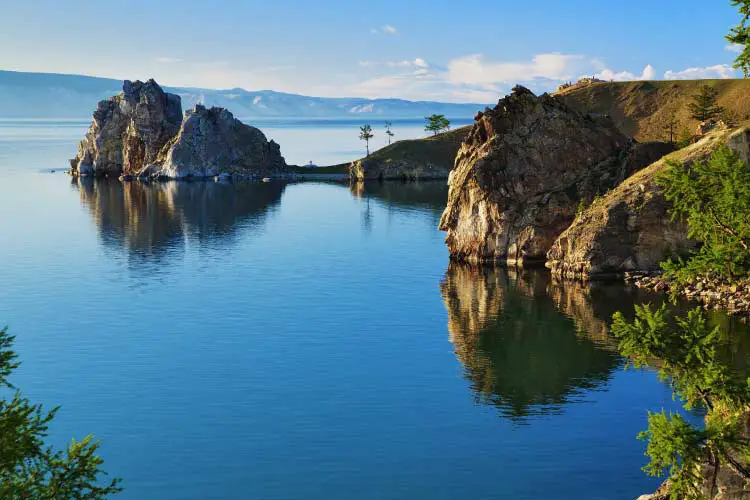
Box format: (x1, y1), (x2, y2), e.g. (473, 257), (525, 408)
(70, 79), (182, 176)
(546, 126), (750, 279)
(154, 105), (286, 179)
(438, 86), (636, 266)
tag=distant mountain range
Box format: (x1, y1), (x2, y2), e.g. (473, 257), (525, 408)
(0, 70), (488, 119)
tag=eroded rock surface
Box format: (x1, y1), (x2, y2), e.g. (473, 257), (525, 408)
(438, 86), (653, 266)
(70, 80), (182, 176)
(546, 126), (750, 279)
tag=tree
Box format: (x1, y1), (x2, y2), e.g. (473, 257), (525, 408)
(425, 114), (450, 136)
(727, 0), (750, 77)
(384, 121), (395, 145)
(359, 124), (374, 156)
(612, 305), (750, 499)
(664, 114), (679, 145)
(688, 85), (725, 123)
(0, 327), (122, 498)
(658, 146), (750, 285)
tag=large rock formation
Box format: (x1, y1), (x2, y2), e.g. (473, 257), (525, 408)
(70, 80), (286, 179)
(546, 125), (750, 279)
(349, 127), (469, 181)
(153, 105), (286, 179)
(438, 86), (667, 266)
(70, 79), (182, 176)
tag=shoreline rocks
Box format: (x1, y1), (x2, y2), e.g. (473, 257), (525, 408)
(438, 85), (664, 266)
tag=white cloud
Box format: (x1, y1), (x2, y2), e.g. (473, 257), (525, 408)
(664, 64), (737, 80)
(360, 58), (430, 69)
(593, 64), (656, 82)
(726, 43), (744, 53)
(382, 25), (397, 35)
(155, 57), (183, 64)
(447, 53), (586, 85)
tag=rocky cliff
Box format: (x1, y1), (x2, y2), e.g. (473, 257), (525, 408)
(70, 79), (182, 176)
(438, 85), (667, 266)
(152, 105), (286, 179)
(70, 80), (286, 179)
(546, 125), (750, 279)
(349, 126), (469, 181)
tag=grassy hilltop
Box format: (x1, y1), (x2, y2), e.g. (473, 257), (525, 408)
(555, 79), (750, 142)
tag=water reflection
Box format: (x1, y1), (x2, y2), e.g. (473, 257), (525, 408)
(74, 178), (285, 265)
(440, 263), (622, 421)
(349, 181), (448, 217)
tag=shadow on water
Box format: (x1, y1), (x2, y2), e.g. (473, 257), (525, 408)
(72, 178), (286, 266)
(440, 263), (750, 422)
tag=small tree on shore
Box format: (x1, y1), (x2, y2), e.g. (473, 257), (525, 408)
(688, 85), (725, 123)
(425, 114), (450, 136)
(727, 0), (750, 77)
(359, 124), (374, 156)
(664, 114), (679, 145)
(0, 327), (122, 498)
(384, 121), (395, 145)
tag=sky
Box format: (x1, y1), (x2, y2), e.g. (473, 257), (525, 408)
(0, 0), (745, 103)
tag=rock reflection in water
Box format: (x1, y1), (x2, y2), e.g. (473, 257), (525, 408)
(74, 178), (285, 263)
(350, 180), (448, 213)
(440, 263), (622, 421)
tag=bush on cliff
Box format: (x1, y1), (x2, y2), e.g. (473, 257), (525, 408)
(0, 327), (121, 498)
(658, 145), (750, 287)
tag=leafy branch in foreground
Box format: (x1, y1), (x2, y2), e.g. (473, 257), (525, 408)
(0, 326), (122, 498)
(727, 0), (750, 77)
(612, 305), (750, 499)
(658, 145), (750, 288)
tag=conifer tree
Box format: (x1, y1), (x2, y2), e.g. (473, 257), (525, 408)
(688, 85), (724, 123)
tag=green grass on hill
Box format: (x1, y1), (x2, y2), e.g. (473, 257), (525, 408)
(555, 79), (750, 142)
(288, 125), (472, 174)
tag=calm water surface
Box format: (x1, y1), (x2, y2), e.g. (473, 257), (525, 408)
(0, 120), (747, 499)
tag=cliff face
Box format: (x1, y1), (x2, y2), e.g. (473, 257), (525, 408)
(437, 85), (659, 266)
(546, 126), (750, 279)
(154, 105), (286, 179)
(71, 80), (182, 176)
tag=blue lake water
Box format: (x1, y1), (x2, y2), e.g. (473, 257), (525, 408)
(0, 119), (746, 499)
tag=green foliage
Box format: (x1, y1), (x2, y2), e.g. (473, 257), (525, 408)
(727, 0), (750, 77)
(0, 327), (121, 498)
(688, 85), (725, 123)
(612, 305), (750, 498)
(384, 121), (395, 145)
(424, 114), (451, 136)
(658, 146), (750, 285)
(359, 124), (374, 156)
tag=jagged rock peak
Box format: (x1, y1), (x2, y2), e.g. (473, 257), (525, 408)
(439, 85), (635, 266)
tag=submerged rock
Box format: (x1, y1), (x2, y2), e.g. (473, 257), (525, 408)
(70, 79), (182, 176)
(438, 86), (652, 266)
(154, 105), (286, 179)
(546, 125), (750, 279)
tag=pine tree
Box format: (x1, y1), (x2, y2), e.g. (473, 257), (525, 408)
(688, 85), (725, 123)
(0, 327), (122, 497)
(424, 114), (450, 136)
(727, 0), (750, 77)
(384, 121), (395, 145)
(359, 124), (374, 156)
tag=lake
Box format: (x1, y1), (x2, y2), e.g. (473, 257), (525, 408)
(0, 119), (746, 499)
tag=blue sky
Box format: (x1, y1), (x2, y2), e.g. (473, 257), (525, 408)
(0, 0), (744, 102)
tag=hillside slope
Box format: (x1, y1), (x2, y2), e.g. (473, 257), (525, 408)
(555, 79), (750, 142)
(349, 126), (471, 180)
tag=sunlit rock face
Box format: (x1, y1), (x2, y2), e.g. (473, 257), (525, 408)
(438, 86), (669, 266)
(439, 263), (620, 420)
(155, 105), (286, 179)
(547, 126), (750, 279)
(71, 79), (182, 177)
(74, 178), (285, 264)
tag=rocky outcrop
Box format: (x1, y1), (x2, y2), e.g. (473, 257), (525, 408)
(70, 79), (182, 176)
(70, 80), (286, 180)
(438, 85), (665, 266)
(546, 126), (750, 279)
(152, 105), (286, 179)
(349, 126), (469, 182)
